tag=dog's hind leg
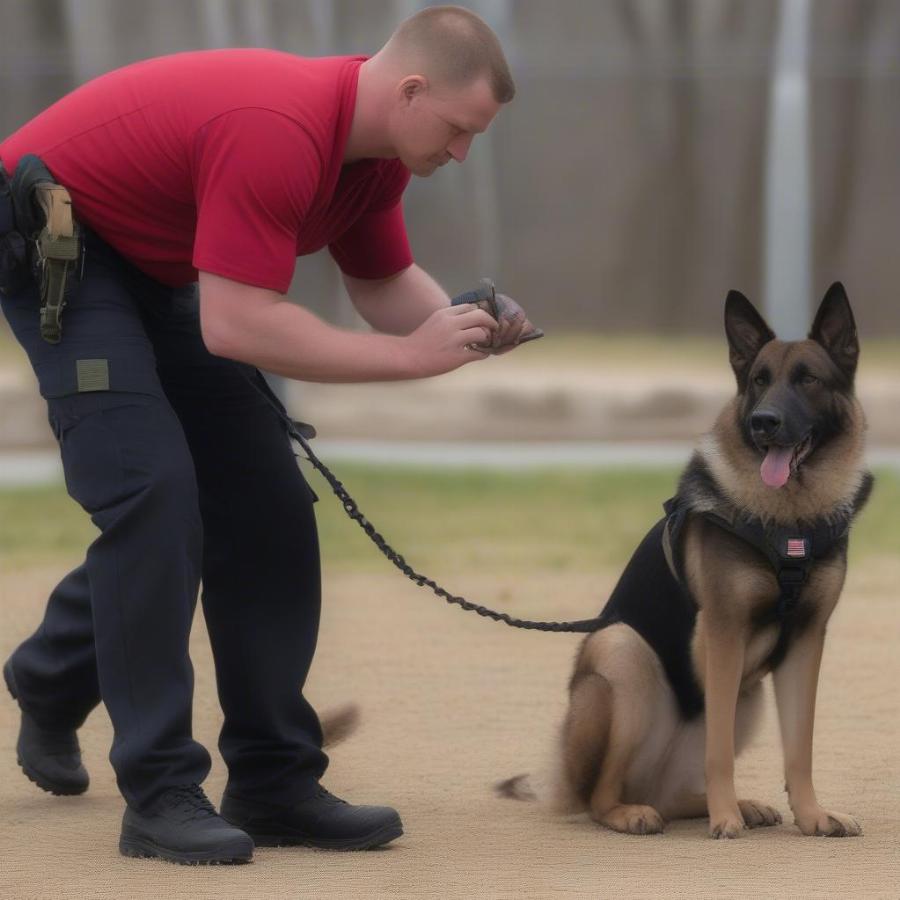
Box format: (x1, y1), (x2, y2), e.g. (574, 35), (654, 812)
(587, 721), (665, 836)
(565, 626), (667, 834)
(561, 671), (613, 809)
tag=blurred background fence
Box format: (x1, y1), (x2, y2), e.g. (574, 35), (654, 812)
(2, 0), (899, 335)
(3, 12), (900, 897)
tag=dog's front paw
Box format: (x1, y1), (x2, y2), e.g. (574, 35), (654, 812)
(709, 807), (745, 839)
(737, 799), (782, 828)
(601, 804), (664, 835)
(794, 807), (862, 837)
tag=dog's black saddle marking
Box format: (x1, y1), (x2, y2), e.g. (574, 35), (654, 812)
(594, 517), (705, 719)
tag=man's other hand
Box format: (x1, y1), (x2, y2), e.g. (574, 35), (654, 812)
(405, 304), (499, 376)
(475, 293), (543, 353)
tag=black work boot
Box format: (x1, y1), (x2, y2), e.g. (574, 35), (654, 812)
(3, 658), (89, 796)
(220, 785), (403, 850)
(119, 783), (254, 865)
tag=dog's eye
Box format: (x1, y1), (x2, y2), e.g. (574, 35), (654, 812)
(800, 373), (819, 386)
(753, 373), (768, 387)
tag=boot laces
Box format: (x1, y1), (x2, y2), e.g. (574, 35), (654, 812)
(162, 783), (218, 822)
(315, 786), (348, 806)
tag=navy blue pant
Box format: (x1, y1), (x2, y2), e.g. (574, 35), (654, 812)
(1, 231), (328, 811)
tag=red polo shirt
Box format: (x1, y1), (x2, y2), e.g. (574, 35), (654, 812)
(0, 50), (413, 292)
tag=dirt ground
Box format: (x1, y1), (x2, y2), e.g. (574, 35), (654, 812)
(1, 562), (898, 899)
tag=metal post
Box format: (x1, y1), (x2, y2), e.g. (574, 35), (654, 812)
(763, 0), (812, 338)
(468, 1), (512, 279)
(240, 0), (274, 47)
(200, 0), (234, 49)
(62, 0), (117, 85)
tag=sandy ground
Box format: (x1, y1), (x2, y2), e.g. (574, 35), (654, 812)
(1, 562), (898, 900)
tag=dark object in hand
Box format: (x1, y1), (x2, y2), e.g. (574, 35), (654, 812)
(450, 278), (543, 351)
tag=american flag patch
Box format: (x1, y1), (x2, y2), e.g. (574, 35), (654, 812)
(786, 538), (807, 558)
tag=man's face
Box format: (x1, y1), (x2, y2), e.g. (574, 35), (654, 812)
(390, 75), (501, 176)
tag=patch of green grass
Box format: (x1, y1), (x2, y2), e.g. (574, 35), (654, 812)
(845, 467), (900, 565)
(0, 320), (27, 370)
(0, 483), (98, 568)
(309, 464), (680, 575)
(2, 465), (897, 575)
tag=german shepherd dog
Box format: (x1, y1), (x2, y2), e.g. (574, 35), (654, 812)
(498, 283), (873, 839)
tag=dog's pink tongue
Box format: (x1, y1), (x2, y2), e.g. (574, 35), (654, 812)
(761, 446), (793, 488)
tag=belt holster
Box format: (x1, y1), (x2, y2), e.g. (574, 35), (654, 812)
(9, 155), (82, 344)
(35, 184), (81, 343)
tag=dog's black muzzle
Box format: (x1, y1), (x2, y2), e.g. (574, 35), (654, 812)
(748, 387), (815, 453)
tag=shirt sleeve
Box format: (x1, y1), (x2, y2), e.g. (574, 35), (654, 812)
(329, 161), (414, 279)
(191, 108), (321, 293)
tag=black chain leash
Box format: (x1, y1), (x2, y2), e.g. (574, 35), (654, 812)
(248, 369), (604, 634)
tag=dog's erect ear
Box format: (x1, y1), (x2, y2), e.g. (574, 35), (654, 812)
(809, 282), (858, 383)
(724, 290), (775, 390)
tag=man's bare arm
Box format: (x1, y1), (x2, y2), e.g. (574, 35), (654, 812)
(343, 264), (449, 335)
(197, 271), (496, 383)
(345, 264), (538, 349)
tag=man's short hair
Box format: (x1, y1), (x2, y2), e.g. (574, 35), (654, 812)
(388, 5), (515, 103)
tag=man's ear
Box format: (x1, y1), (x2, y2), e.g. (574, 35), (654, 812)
(399, 75), (427, 104)
(724, 290), (775, 391)
(809, 282), (859, 383)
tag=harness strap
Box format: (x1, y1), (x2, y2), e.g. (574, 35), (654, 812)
(701, 509), (851, 616)
(704, 512), (804, 614)
(662, 494), (855, 669)
(665, 495), (852, 612)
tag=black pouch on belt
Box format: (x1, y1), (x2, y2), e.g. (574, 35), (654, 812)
(0, 161), (30, 297)
(8, 154), (82, 342)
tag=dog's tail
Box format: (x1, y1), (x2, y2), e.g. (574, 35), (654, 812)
(494, 773), (538, 801)
(320, 703), (361, 748)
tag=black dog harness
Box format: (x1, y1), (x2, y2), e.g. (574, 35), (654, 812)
(590, 485), (870, 721)
(661, 478), (871, 682)
(664, 496), (855, 618)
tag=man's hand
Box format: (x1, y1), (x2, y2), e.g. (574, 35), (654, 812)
(467, 293), (543, 353)
(405, 304), (499, 376)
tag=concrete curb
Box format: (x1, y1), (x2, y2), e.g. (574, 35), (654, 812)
(4, 442), (899, 488)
